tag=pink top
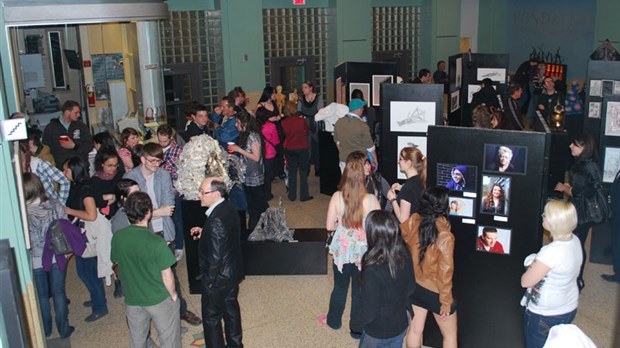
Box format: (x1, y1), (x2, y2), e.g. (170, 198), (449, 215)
(261, 122), (280, 159)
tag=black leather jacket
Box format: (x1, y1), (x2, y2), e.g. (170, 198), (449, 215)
(198, 200), (244, 289)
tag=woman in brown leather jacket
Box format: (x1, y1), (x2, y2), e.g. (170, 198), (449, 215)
(400, 186), (457, 348)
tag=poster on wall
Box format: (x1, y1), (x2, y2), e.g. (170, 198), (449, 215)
(372, 75), (393, 106)
(448, 196), (475, 218)
(396, 136), (426, 180)
(604, 101), (620, 136)
(390, 101), (436, 133)
(483, 144), (527, 175)
(476, 225), (511, 255)
(436, 163), (477, 193)
(92, 53), (124, 100)
(349, 83), (370, 103)
(603, 147), (620, 183)
(455, 57), (462, 89)
(614, 81), (620, 95)
(588, 102), (601, 118)
(450, 91), (460, 113)
(476, 68), (506, 83)
(480, 175), (511, 216)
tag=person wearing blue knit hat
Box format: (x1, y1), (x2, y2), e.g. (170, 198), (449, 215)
(334, 99), (376, 173)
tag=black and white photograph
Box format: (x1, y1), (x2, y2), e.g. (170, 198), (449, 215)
(605, 101), (620, 136)
(476, 225), (512, 255)
(588, 101), (601, 119)
(483, 144), (527, 175)
(590, 79), (602, 97)
(371, 74), (393, 106)
(476, 68), (506, 83)
(349, 83), (370, 103)
(390, 101), (436, 133)
(450, 90), (460, 113)
(614, 81), (620, 95)
(397, 136), (426, 180)
(448, 197), (475, 218)
(437, 163), (477, 193)
(603, 147), (620, 183)
(480, 175), (511, 216)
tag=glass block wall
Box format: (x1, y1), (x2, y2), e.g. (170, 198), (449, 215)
(160, 10), (224, 108)
(372, 6), (420, 78)
(263, 7), (329, 96)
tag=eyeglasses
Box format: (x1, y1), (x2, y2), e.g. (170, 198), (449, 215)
(145, 157), (163, 165)
(198, 188), (215, 195)
(398, 158), (406, 162)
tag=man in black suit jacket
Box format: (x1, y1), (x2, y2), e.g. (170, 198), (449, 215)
(191, 177), (244, 348)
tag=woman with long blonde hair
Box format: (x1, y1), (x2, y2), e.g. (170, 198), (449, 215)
(388, 146), (427, 223)
(318, 152), (379, 338)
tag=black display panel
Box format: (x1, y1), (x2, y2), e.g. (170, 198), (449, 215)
(426, 125), (550, 348)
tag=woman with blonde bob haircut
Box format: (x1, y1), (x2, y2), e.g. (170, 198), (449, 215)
(520, 200), (581, 348)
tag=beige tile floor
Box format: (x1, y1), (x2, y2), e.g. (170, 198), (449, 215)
(57, 173), (620, 347)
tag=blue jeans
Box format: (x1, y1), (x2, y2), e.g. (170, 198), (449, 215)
(359, 328), (407, 348)
(327, 263), (360, 330)
(34, 264), (72, 338)
(524, 308), (577, 348)
(75, 256), (107, 314)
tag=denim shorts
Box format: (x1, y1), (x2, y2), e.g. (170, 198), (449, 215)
(412, 284), (456, 315)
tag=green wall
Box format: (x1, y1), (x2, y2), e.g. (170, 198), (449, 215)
(594, 0), (620, 49)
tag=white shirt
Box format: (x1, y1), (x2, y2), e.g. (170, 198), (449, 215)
(206, 198), (225, 217)
(521, 235), (582, 316)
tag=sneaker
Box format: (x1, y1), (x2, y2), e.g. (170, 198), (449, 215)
(181, 310), (202, 326)
(85, 310), (108, 322)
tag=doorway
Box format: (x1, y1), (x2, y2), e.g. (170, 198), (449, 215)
(269, 56), (316, 97)
(163, 63), (203, 131)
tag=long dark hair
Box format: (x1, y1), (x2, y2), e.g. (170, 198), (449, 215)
(94, 146), (120, 173)
(363, 211), (410, 280)
(572, 133), (597, 163)
(258, 85), (275, 104)
(418, 186), (450, 265)
(236, 111), (265, 157)
(63, 156), (90, 184)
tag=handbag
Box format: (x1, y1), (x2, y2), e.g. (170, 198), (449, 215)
(48, 219), (73, 255)
(581, 160), (612, 224)
(583, 182), (612, 225)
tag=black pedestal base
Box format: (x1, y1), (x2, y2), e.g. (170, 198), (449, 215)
(243, 229), (328, 275)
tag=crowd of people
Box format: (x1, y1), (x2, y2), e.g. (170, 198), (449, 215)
(19, 67), (606, 347)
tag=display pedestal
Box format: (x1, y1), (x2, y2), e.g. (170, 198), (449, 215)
(181, 200), (206, 294)
(243, 229), (328, 275)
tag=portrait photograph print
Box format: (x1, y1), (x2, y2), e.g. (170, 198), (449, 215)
(397, 136), (426, 180)
(372, 75), (393, 106)
(483, 144), (527, 175)
(476, 225), (511, 255)
(480, 175), (511, 216)
(390, 101), (436, 133)
(349, 82), (370, 103)
(603, 147), (620, 183)
(436, 163), (477, 193)
(448, 197), (475, 218)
